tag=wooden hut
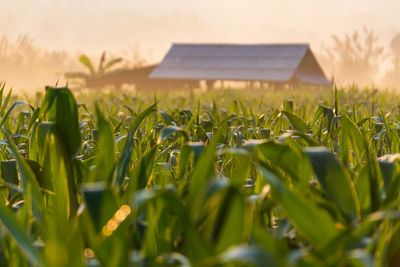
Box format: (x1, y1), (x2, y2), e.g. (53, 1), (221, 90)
(149, 43), (331, 89)
(74, 43), (330, 90)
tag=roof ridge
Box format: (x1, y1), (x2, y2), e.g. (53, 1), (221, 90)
(171, 43), (310, 47)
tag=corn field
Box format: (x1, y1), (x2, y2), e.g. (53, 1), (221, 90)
(1, 84), (400, 266)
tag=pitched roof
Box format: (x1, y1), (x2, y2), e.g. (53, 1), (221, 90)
(150, 44), (330, 85)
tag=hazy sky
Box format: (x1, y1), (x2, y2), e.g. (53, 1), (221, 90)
(1, 0), (400, 62)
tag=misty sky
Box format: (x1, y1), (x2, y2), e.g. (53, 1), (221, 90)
(1, 0), (400, 62)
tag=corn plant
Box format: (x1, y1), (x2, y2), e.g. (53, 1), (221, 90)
(0, 84), (400, 266)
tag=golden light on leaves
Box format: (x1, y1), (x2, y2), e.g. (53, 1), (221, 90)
(120, 205), (131, 216)
(335, 222), (345, 229)
(107, 220), (118, 231)
(115, 210), (126, 221)
(102, 226), (113, 237)
(102, 204), (131, 237)
(84, 248), (95, 259)
(156, 255), (164, 263)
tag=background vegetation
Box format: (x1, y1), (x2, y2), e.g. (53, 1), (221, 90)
(1, 28), (400, 91)
(0, 35), (148, 90)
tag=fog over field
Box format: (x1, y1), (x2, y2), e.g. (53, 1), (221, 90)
(2, 0), (399, 57)
(1, 0), (400, 89)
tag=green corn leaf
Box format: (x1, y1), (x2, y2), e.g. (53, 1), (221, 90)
(178, 142), (205, 181)
(281, 111), (308, 131)
(82, 182), (118, 233)
(382, 220), (400, 266)
(41, 86), (81, 215)
(334, 85), (339, 116)
(219, 245), (279, 267)
(0, 101), (28, 127)
(92, 104), (115, 185)
(312, 106), (324, 127)
(160, 111), (176, 125)
(132, 190), (213, 263)
(1, 160), (18, 186)
(257, 164), (340, 246)
(0, 203), (43, 265)
(305, 146), (360, 222)
(378, 154), (400, 192)
(341, 114), (367, 166)
(211, 186), (245, 252)
(1, 89), (12, 116)
(135, 146), (158, 190)
(355, 165), (371, 215)
(43, 87), (81, 159)
(378, 154), (400, 206)
(157, 126), (189, 144)
(114, 103), (157, 188)
(0, 132), (45, 224)
(256, 141), (312, 183)
(189, 123), (227, 217)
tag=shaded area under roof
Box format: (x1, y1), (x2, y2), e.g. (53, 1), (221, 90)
(150, 44), (331, 85)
